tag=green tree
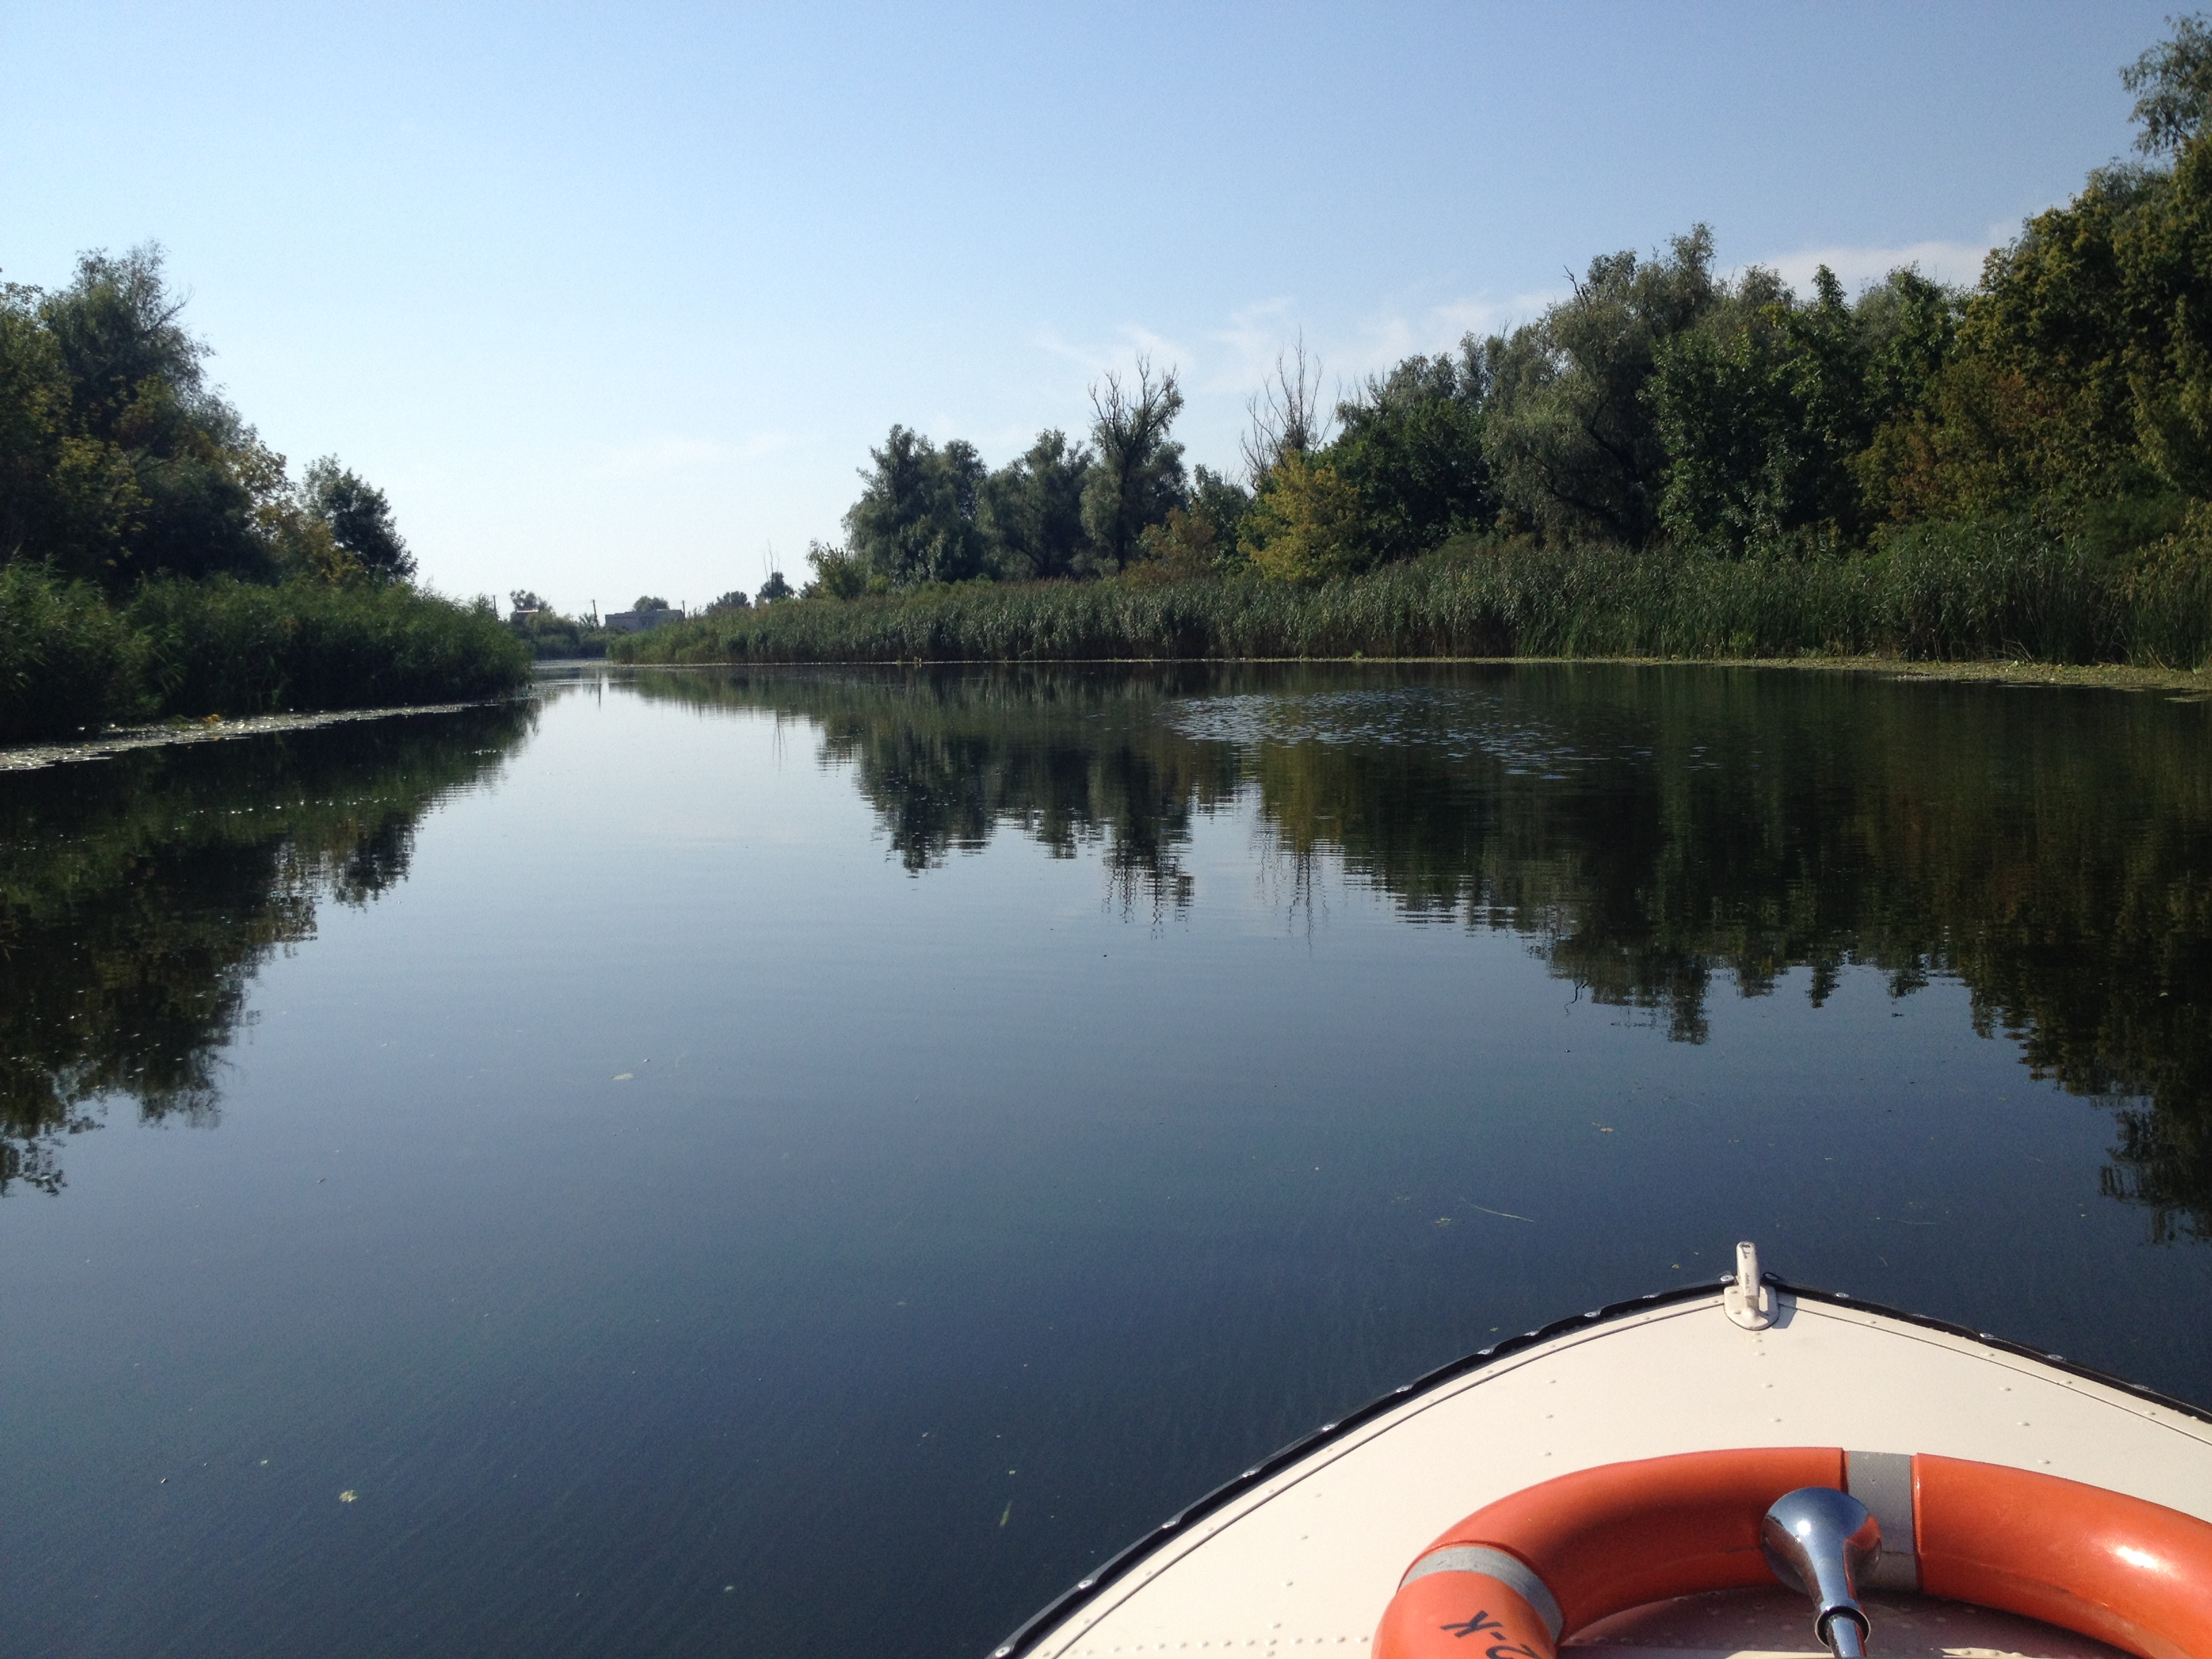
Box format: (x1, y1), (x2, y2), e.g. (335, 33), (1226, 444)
(1186, 465), (1253, 565)
(1646, 264), (1914, 552)
(1855, 176), (2206, 516)
(302, 456), (413, 583)
(802, 540), (867, 599)
(2124, 12), (2212, 155)
(1080, 359), (1187, 573)
(0, 280), (143, 571)
(979, 429), (1092, 579)
(1242, 451), (1364, 582)
(41, 245), (205, 441)
(757, 571), (793, 602)
(1642, 255), (1967, 552)
(1485, 227), (1722, 545)
(1856, 266), (1967, 421)
(35, 246), (276, 586)
(0, 247), (441, 591)
(1129, 506), (1218, 583)
(844, 425), (988, 586)
(1849, 19), (2212, 523)
(1328, 340), (1496, 564)
(2116, 134), (2212, 496)
(1645, 270), (1797, 551)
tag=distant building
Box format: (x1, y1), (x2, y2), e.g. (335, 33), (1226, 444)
(602, 607), (686, 634)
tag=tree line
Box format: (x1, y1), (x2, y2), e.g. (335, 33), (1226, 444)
(0, 247), (530, 738)
(799, 17), (2212, 596)
(1, 245), (413, 591)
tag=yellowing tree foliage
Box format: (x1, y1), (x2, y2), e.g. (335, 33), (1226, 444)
(1242, 453), (1364, 583)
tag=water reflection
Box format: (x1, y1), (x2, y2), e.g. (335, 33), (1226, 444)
(0, 705), (535, 1193)
(639, 666), (1240, 911)
(629, 663), (2212, 1242)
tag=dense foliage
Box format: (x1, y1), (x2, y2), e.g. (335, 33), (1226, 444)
(0, 245), (414, 590)
(0, 246), (527, 735)
(712, 20), (2212, 671)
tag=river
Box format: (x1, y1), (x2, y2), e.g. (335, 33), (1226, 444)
(1, 662), (2207, 1657)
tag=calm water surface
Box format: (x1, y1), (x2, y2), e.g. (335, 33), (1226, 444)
(2, 663), (2207, 1658)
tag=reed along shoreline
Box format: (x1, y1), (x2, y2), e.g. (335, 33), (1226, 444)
(611, 531), (2212, 675)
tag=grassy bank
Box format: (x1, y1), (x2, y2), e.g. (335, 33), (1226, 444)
(0, 569), (532, 743)
(611, 521), (2212, 671)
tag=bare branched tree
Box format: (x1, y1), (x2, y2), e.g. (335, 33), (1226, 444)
(1081, 356), (1187, 570)
(1240, 333), (1334, 485)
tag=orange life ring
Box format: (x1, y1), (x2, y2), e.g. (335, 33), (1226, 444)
(1372, 1447), (2212, 1659)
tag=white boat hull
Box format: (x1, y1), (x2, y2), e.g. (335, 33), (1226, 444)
(998, 1284), (2212, 1659)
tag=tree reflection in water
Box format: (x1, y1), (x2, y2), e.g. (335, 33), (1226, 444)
(634, 663), (2212, 1241)
(0, 704), (535, 1194)
(7, 667), (2203, 1243)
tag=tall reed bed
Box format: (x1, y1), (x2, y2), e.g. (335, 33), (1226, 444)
(127, 578), (531, 715)
(0, 565), (153, 740)
(614, 522), (2212, 670)
(0, 569), (531, 743)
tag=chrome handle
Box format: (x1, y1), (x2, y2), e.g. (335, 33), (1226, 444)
(1762, 1486), (1881, 1657)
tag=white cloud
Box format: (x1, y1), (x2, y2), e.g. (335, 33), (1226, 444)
(1202, 299), (1299, 392)
(1197, 230), (2020, 421)
(1033, 285), (1568, 452)
(1340, 288), (1562, 373)
(1742, 227), (2012, 295)
(1197, 286), (1563, 407)
(1181, 236), (2014, 452)
(1027, 288), (1576, 478)
(1033, 323), (1200, 382)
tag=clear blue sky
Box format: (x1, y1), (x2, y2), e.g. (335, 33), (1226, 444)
(0, 2), (2180, 612)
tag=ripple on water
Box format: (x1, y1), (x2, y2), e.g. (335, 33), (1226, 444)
(1163, 687), (1657, 776)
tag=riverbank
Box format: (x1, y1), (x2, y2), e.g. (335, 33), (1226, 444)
(0, 699), (523, 772)
(611, 529), (2212, 676)
(0, 568), (532, 743)
(612, 651), (2212, 697)
(1701, 655), (2212, 693)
